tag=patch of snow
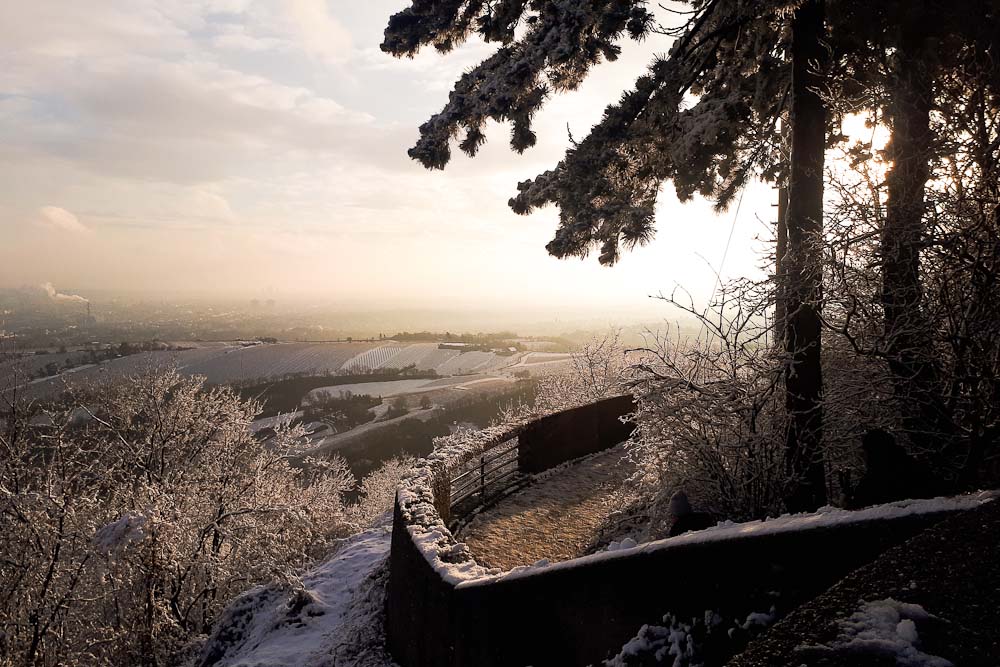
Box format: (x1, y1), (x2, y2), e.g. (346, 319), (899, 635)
(606, 537), (638, 552)
(799, 598), (953, 667)
(608, 605), (778, 667)
(196, 522), (396, 667)
(740, 607), (775, 630)
(604, 613), (698, 667)
(93, 513), (147, 555)
(304, 379), (433, 403)
(250, 412), (302, 433)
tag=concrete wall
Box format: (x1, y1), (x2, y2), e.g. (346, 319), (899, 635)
(388, 396), (636, 666)
(385, 501), (458, 667)
(517, 394), (636, 474)
(389, 508), (959, 667)
(446, 513), (954, 666)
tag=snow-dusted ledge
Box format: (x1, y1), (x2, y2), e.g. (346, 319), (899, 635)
(391, 420), (528, 585)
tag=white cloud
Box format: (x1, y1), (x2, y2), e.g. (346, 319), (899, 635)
(285, 0), (353, 64)
(36, 206), (89, 233)
(210, 25), (285, 52)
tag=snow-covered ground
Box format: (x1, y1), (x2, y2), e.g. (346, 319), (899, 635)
(195, 523), (396, 667)
(249, 411), (303, 433)
(12, 342), (538, 399)
(801, 598), (953, 667)
(304, 379), (435, 401)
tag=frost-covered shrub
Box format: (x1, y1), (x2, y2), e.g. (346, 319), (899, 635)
(348, 456), (416, 527)
(0, 370), (356, 667)
(623, 283), (791, 529)
(533, 331), (630, 413)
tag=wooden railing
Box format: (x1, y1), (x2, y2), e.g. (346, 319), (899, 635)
(448, 436), (522, 523)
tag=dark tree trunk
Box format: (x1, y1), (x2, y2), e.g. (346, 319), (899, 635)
(883, 24), (951, 459)
(775, 180), (788, 342)
(784, 0), (828, 512)
(774, 117), (790, 344)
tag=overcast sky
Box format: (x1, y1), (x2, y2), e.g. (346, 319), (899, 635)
(0, 1), (774, 314)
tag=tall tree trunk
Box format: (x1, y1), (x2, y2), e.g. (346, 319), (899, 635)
(774, 119), (790, 345)
(775, 181), (788, 342)
(883, 24), (950, 461)
(784, 0), (827, 512)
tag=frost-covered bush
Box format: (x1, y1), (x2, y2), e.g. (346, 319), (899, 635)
(348, 456), (416, 527)
(0, 370), (357, 667)
(533, 331), (630, 414)
(623, 283), (791, 530)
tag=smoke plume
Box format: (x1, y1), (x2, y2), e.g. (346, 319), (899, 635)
(41, 282), (89, 304)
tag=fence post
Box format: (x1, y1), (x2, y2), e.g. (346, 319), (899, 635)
(430, 462), (451, 526)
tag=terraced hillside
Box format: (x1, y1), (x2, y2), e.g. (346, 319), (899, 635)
(341, 345), (405, 373)
(4, 342), (547, 399)
(377, 343), (440, 370)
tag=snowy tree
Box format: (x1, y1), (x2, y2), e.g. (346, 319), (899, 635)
(384, 0), (1000, 509)
(821, 3), (1000, 490)
(0, 370), (357, 666)
(870, 4), (1000, 459)
(781, 0), (827, 511)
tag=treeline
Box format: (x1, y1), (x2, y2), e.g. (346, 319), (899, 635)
(392, 330), (519, 345)
(300, 392), (381, 429)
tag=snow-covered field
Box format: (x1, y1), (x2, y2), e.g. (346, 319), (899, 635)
(10, 342), (538, 398)
(341, 345), (405, 373)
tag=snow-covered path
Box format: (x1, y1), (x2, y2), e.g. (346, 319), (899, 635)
(459, 444), (634, 570)
(197, 523), (396, 667)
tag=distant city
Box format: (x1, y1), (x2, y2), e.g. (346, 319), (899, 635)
(0, 285), (692, 352)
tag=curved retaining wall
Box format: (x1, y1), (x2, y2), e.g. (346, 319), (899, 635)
(384, 397), (989, 667)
